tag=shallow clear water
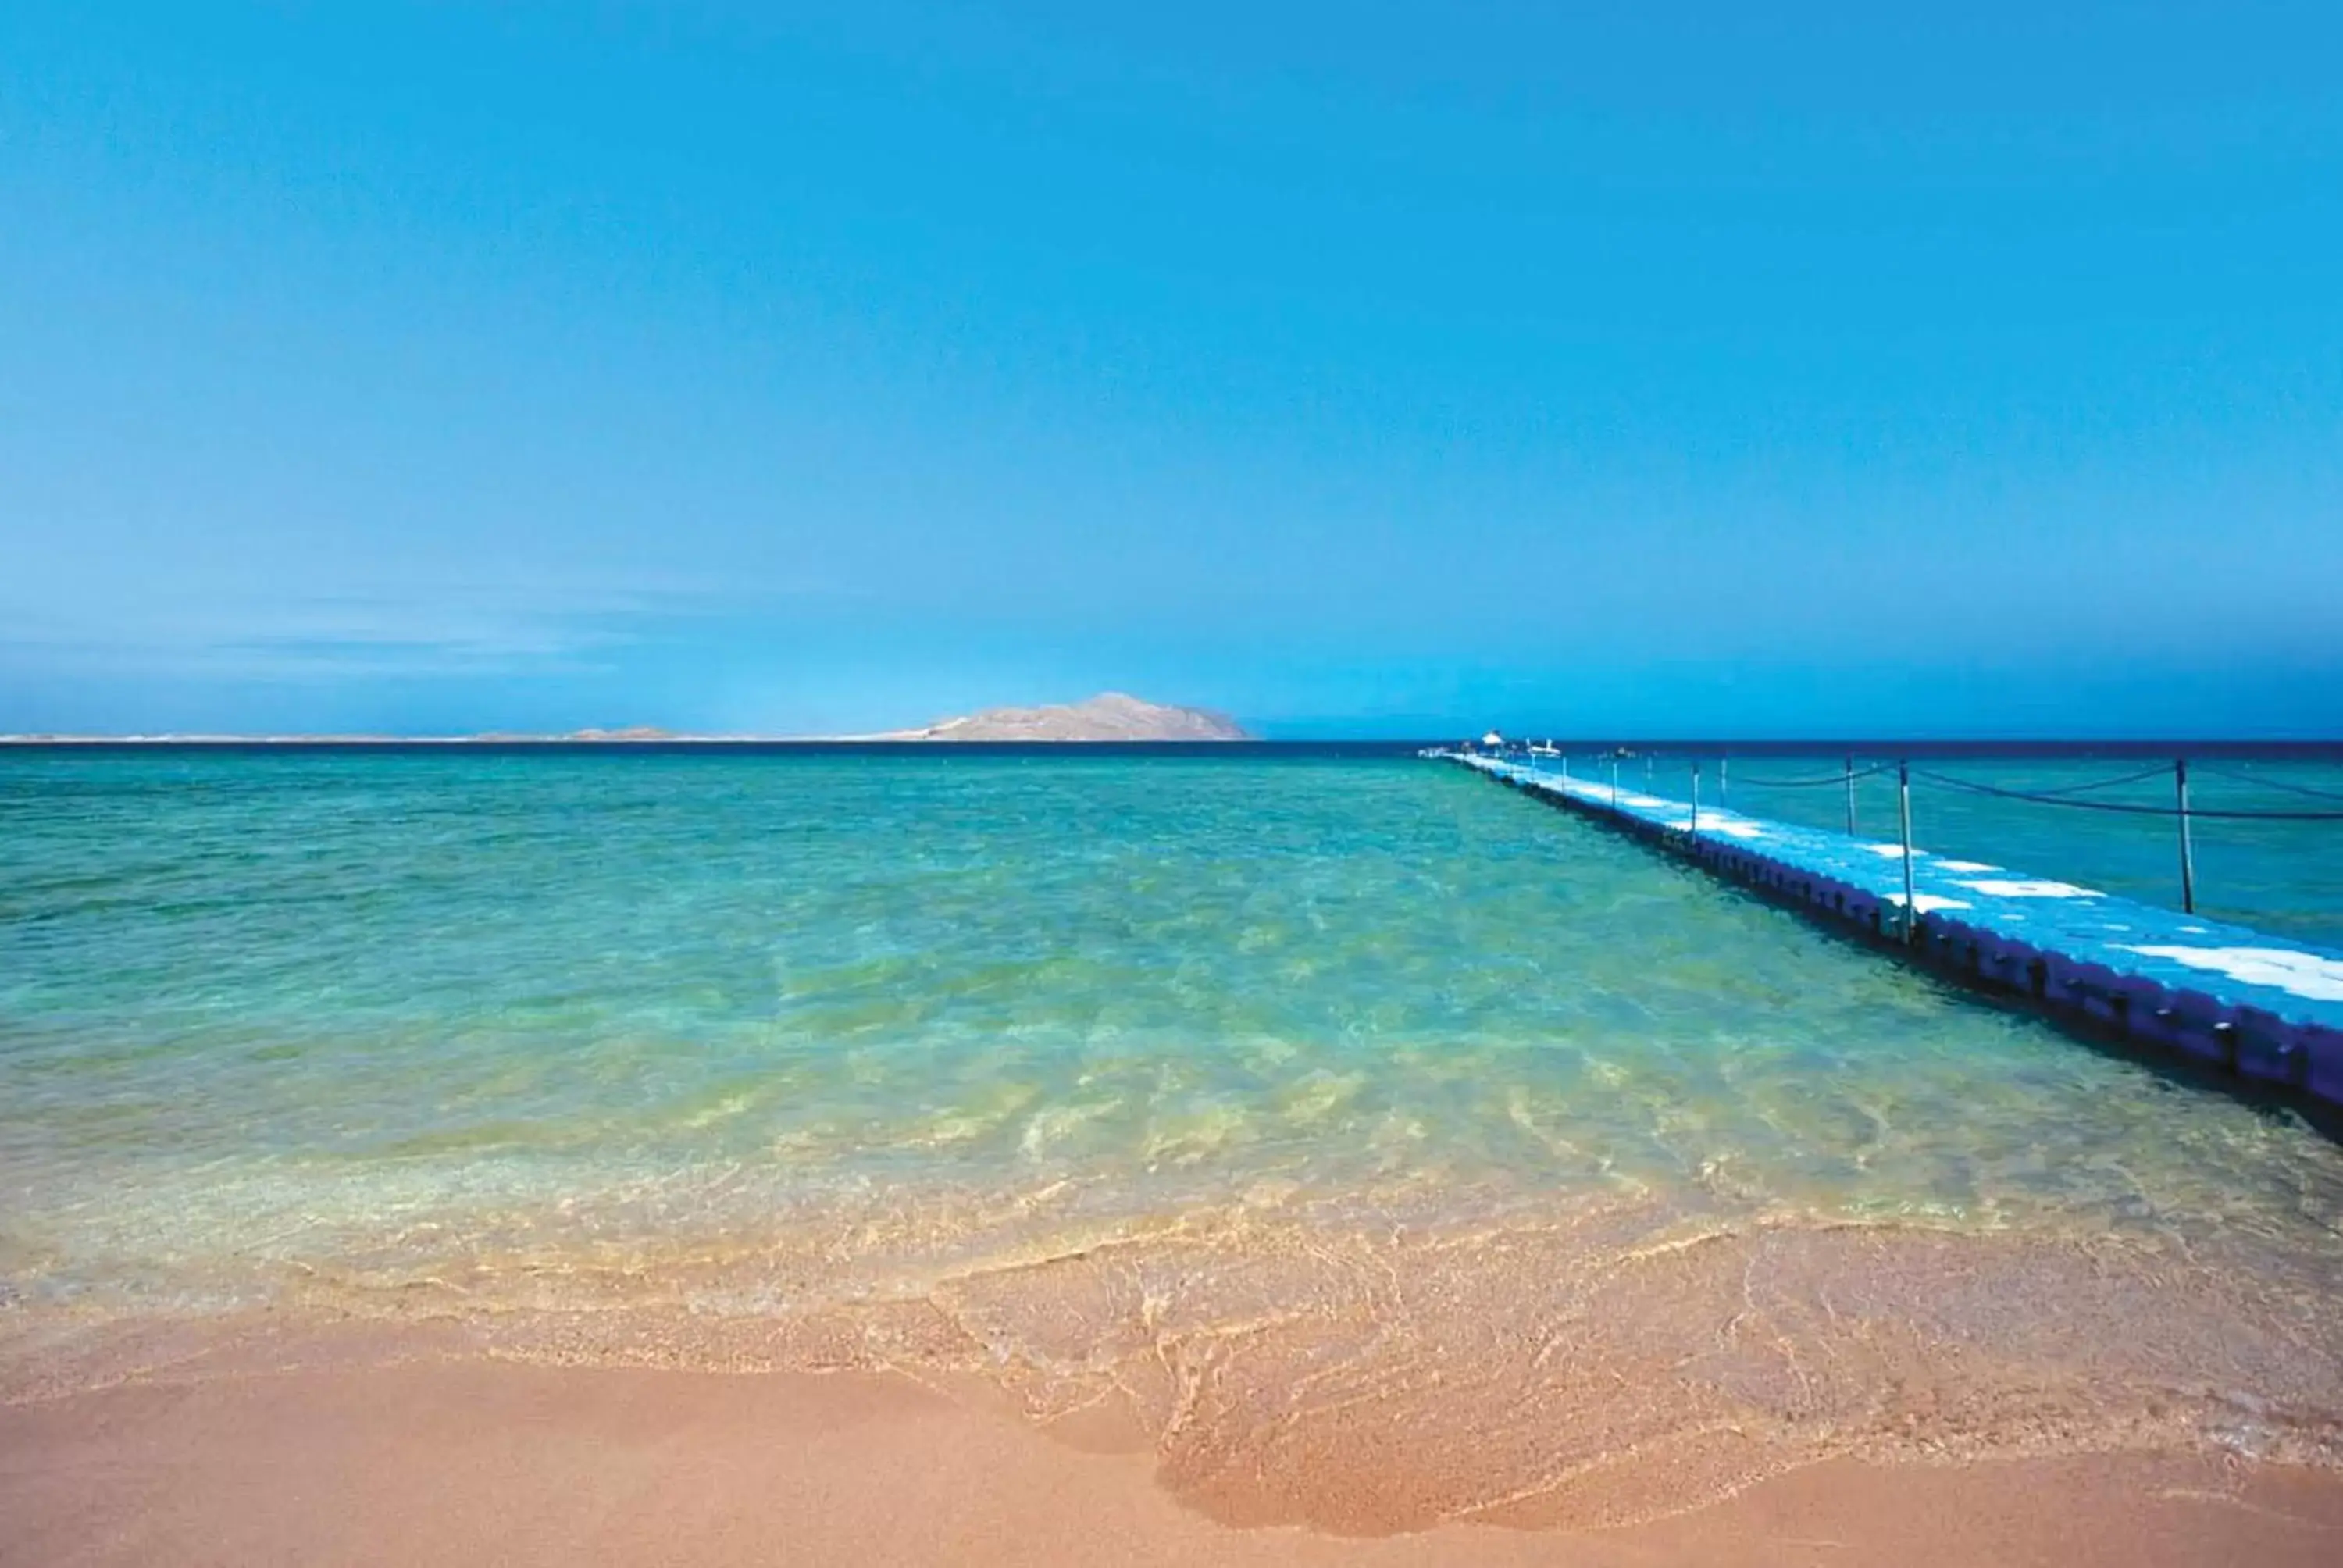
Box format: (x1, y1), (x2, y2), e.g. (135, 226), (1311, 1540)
(4, 747), (2335, 1275)
(4, 748), (2341, 1513)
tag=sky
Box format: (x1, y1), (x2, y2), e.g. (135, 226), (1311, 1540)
(2, 2), (2338, 739)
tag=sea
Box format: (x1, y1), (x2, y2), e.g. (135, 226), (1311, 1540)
(4, 743), (2341, 1526)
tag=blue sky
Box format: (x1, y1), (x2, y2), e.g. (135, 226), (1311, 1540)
(2, 2), (2338, 737)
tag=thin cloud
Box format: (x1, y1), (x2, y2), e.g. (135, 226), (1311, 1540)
(0, 574), (810, 682)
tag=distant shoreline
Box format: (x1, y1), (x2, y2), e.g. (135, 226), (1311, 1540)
(0, 693), (1266, 747)
(7, 736), (2341, 756)
(0, 733), (1269, 747)
(1, 733), (815, 745)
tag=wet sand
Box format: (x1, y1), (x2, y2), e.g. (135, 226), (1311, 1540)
(4, 1326), (2341, 1566)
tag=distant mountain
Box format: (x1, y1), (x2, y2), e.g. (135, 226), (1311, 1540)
(878, 693), (1249, 743)
(0, 703), (1251, 745)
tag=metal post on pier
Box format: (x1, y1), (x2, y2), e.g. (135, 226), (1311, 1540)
(1845, 755), (1857, 836)
(1690, 760), (1702, 839)
(1897, 761), (1917, 945)
(1610, 755), (1620, 808)
(2175, 758), (2198, 914)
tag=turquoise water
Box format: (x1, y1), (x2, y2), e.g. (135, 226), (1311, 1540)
(4, 748), (2342, 1503)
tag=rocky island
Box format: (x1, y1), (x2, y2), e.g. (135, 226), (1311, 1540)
(873, 692), (1249, 742)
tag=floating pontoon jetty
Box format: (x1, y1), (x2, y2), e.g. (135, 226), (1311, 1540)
(1438, 750), (2343, 1115)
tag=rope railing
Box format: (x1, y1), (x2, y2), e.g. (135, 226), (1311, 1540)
(1492, 749), (2338, 821)
(1464, 743), (2341, 922)
(1942, 761), (2176, 798)
(1910, 767), (2343, 822)
(2188, 762), (2343, 805)
(1727, 761), (1895, 789)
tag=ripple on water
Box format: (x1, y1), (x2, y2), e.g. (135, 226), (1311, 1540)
(2, 750), (2341, 1513)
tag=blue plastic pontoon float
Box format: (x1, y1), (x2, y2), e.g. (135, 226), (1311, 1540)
(1440, 750), (2343, 1116)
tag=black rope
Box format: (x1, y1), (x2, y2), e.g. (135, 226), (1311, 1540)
(1910, 768), (2343, 822)
(1497, 751), (2343, 821)
(2190, 762), (2343, 805)
(1726, 761), (1895, 789)
(1981, 762), (2177, 797)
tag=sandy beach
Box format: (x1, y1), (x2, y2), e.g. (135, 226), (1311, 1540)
(2, 1320), (2340, 1567)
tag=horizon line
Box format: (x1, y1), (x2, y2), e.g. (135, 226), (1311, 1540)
(7, 734), (2342, 751)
